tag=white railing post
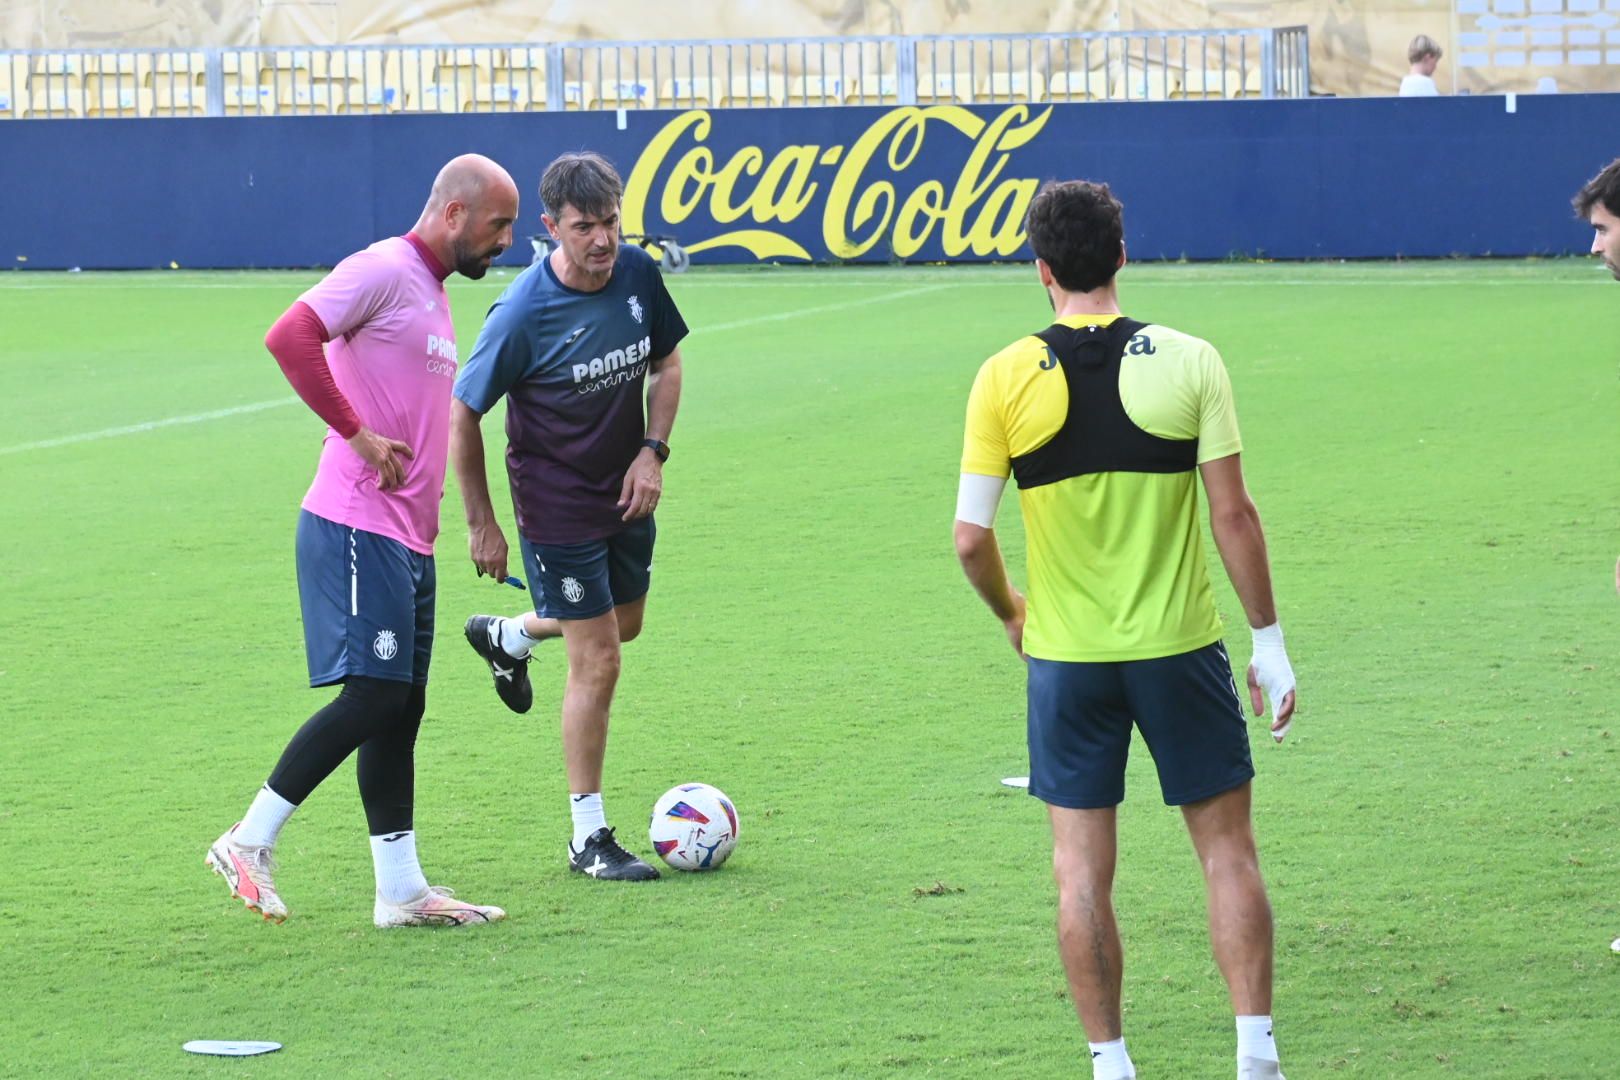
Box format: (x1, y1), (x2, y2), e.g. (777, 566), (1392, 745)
(1260, 30), (1276, 100)
(204, 48), (224, 116)
(546, 43), (565, 111)
(898, 36), (917, 105)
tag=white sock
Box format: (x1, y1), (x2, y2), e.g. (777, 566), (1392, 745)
(1236, 1015), (1278, 1062)
(1088, 1037), (1135, 1080)
(235, 785), (297, 849)
(495, 615), (543, 659)
(569, 793), (607, 849)
(370, 830), (430, 904)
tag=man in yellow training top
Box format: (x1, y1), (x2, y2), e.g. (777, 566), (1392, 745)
(953, 180), (1297, 1080)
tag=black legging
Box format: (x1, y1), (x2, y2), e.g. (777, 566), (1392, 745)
(265, 676), (425, 835)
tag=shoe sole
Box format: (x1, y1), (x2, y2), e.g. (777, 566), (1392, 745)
(375, 910), (506, 928)
(567, 862), (660, 882)
(205, 847), (287, 923)
(463, 616), (533, 715)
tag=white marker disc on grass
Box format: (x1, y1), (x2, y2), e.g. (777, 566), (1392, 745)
(182, 1041), (282, 1057)
(1000, 776), (1030, 789)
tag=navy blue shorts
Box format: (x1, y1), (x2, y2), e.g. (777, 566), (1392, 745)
(518, 516), (656, 621)
(1026, 640), (1253, 809)
(295, 510), (435, 687)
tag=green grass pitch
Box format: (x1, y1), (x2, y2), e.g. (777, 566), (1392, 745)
(1, 260), (1617, 1078)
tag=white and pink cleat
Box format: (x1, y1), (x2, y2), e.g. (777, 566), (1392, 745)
(206, 824), (288, 923)
(373, 885), (506, 928)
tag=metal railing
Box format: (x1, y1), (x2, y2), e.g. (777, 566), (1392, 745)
(0, 28), (1309, 119)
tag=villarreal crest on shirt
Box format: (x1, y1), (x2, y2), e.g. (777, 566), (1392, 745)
(960, 314), (1243, 663)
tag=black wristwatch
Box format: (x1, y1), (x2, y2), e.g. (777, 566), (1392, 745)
(642, 438), (670, 463)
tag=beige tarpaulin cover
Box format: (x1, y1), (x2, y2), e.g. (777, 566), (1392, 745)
(5, 0), (1617, 96)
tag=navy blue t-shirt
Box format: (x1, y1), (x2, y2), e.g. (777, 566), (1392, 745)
(455, 246), (688, 544)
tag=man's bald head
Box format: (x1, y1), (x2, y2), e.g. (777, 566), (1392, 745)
(416, 154), (519, 280)
(427, 153), (519, 215)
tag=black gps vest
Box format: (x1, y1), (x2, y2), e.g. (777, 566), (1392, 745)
(1008, 319), (1199, 490)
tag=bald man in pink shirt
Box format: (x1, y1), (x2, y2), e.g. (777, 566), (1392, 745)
(207, 155), (520, 928)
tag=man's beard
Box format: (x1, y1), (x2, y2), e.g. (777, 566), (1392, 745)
(454, 238), (501, 279)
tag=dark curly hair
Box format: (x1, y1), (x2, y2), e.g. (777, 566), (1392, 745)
(1024, 180), (1124, 294)
(1573, 158), (1620, 220)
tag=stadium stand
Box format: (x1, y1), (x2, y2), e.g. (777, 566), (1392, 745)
(0, 28), (1310, 119)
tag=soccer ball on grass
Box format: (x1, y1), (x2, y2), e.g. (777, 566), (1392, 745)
(648, 783), (738, 871)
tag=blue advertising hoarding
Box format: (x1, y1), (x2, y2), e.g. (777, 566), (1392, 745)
(0, 94), (1613, 270)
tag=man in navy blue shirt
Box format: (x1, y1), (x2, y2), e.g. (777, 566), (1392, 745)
(452, 152), (688, 881)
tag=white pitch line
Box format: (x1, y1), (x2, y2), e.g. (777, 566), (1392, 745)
(0, 284), (945, 457)
(697, 283), (948, 333)
(0, 397), (299, 456)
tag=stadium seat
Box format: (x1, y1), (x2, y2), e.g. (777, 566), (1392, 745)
(560, 81), (591, 110)
(503, 47), (547, 75)
(1171, 69), (1239, 99)
(1235, 66), (1269, 98)
(406, 83), (469, 113)
(1114, 68), (1176, 101)
(433, 47), (496, 92)
(981, 70), (1045, 103)
(784, 74), (851, 106)
(278, 84), (342, 114)
(259, 49), (312, 84)
(499, 51), (547, 99)
(151, 84), (206, 116)
(393, 50), (440, 98)
(468, 82), (535, 112)
(594, 79), (653, 109)
(26, 54), (85, 94)
(851, 72), (899, 104)
(221, 52), (265, 90)
(150, 51), (206, 87)
(660, 77), (717, 107)
(85, 54), (153, 97)
(223, 85), (276, 115)
(915, 71), (974, 104)
(22, 89), (83, 118)
(1047, 70), (1107, 101)
(334, 86), (401, 114)
(86, 87), (152, 118)
(307, 49), (382, 86)
(715, 73), (784, 107)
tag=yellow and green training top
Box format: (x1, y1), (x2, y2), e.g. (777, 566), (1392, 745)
(960, 313), (1242, 662)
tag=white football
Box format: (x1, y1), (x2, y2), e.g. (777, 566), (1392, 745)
(648, 783), (738, 871)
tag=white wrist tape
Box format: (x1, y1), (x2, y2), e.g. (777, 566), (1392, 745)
(1249, 622), (1296, 741)
(1251, 622), (1284, 649)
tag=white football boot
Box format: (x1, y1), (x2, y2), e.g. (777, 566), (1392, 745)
(374, 885), (506, 928)
(206, 823), (288, 923)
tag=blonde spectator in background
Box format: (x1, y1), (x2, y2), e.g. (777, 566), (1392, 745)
(1399, 35), (1443, 96)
